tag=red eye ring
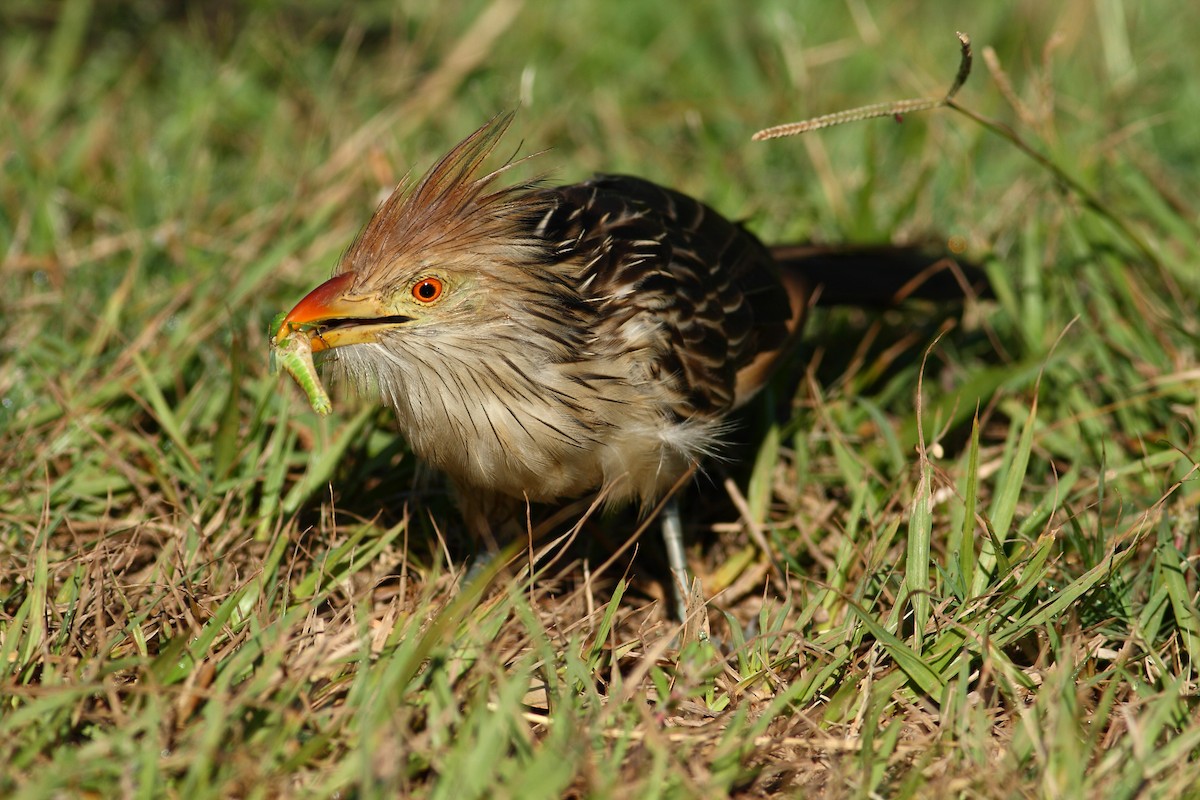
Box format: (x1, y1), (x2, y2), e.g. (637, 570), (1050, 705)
(412, 277), (444, 303)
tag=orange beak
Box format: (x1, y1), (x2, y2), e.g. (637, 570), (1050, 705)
(275, 272), (406, 352)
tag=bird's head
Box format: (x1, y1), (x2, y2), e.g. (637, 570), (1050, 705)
(274, 113), (562, 358)
(273, 261), (489, 354)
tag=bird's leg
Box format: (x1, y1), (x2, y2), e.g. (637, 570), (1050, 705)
(456, 487), (512, 585)
(661, 496), (691, 623)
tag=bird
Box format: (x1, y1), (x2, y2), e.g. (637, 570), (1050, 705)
(274, 113), (983, 620)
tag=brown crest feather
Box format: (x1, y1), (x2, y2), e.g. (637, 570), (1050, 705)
(338, 112), (551, 288)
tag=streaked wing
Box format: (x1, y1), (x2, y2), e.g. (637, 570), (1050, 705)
(532, 175), (793, 418)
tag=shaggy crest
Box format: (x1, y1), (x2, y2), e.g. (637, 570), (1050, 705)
(338, 112), (552, 290)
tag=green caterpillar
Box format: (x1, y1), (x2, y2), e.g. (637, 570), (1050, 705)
(270, 313), (333, 416)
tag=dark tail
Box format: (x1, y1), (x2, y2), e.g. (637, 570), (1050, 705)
(771, 244), (991, 308)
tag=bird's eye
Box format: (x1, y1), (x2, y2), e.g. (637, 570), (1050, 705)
(412, 277), (444, 303)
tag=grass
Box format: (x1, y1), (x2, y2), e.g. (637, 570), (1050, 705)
(2, 0), (1198, 796)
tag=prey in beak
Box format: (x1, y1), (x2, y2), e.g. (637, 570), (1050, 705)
(270, 271), (415, 416)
